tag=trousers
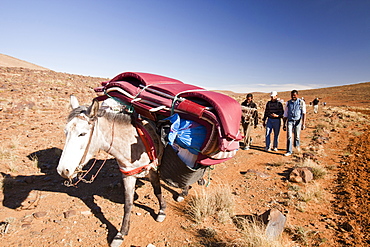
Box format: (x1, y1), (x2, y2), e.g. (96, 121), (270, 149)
(242, 121), (253, 148)
(265, 118), (281, 149)
(286, 119), (302, 153)
(314, 105), (318, 113)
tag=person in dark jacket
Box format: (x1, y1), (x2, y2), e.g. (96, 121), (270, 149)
(241, 93), (258, 150)
(262, 91), (284, 152)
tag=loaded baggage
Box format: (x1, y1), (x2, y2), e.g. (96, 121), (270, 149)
(94, 72), (242, 186)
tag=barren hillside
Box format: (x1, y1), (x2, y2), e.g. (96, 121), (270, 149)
(0, 64), (369, 246)
(0, 54), (49, 71)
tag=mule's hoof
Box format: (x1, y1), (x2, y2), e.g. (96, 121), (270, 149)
(110, 233), (124, 247)
(176, 196), (185, 202)
(156, 213), (166, 222)
(198, 178), (206, 186)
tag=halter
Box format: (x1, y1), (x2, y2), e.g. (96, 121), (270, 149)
(64, 112), (158, 186)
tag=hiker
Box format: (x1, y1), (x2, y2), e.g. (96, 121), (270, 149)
(262, 91), (284, 152)
(312, 98), (319, 113)
(283, 90), (307, 156)
(241, 93), (258, 150)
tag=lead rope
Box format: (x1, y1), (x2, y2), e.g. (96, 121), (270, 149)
(64, 118), (116, 187)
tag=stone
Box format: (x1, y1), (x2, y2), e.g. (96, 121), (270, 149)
(63, 210), (78, 218)
(21, 223), (32, 229)
(80, 210), (92, 216)
(21, 217), (33, 223)
(260, 208), (287, 240)
(33, 211), (48, 218)
(289, 167), (313, 183)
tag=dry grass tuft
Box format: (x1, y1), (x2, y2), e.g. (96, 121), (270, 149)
(231, 217), (284, 247)
(0, 146), (18, 172)
(29, 153), (39, 168)
(10, 136), (20, 149)
(185, 184), (234, 224)
(297, 182), (324, 203)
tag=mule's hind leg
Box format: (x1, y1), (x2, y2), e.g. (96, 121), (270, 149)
(148, 169), (166, 222)
(177, 178), (205, 202)
(176, 186), (190, 202)
(111, 175), (136, 247)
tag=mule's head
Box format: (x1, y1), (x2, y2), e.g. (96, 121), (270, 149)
(57, 95), (100, 179)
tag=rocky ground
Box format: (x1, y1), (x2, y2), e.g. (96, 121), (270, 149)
(0, 67), (369, 246)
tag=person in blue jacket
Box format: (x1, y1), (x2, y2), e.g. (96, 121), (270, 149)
(283, 90), (307, 156)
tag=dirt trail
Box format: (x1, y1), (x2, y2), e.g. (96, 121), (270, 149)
(0, 67), (369, 246)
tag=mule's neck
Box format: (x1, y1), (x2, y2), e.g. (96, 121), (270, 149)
(96, 116), (151, 169)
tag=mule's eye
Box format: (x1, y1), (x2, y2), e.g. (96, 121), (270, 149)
(78, 132), (87, 137)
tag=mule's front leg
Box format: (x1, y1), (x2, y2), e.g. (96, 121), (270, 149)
(111, 176), (136, 247)
(148, 170), (166, 222)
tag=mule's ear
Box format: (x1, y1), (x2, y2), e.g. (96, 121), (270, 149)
(70, 95), (80, 109)
(87, 98), (100, 118)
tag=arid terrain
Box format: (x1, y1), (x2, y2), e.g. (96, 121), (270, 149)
(0, 55), (369, 246)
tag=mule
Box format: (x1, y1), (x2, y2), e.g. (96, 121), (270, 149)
(57, 95), (190, 247)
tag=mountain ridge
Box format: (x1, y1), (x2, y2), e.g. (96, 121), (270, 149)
(0, 53), (49, 71)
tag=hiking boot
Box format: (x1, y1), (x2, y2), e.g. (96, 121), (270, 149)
(284, 152), (292, 156)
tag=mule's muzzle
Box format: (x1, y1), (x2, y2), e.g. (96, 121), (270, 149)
(57, 167), (75, 179)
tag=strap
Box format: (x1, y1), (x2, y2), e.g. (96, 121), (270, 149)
(119, 121), (158, 176)
(135, 122), (157, 165)
(119, 164), (152, 176)
(78, 116), (96, 167)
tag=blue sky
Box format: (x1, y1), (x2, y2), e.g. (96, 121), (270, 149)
(1, 0), (369, 93)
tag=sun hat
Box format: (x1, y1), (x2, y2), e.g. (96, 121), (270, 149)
(270, 91), (277, 97)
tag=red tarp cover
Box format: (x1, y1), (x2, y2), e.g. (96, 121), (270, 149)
(94, 72), (242, 163)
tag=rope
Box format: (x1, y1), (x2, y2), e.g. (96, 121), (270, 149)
(170, 89), (208, 115)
